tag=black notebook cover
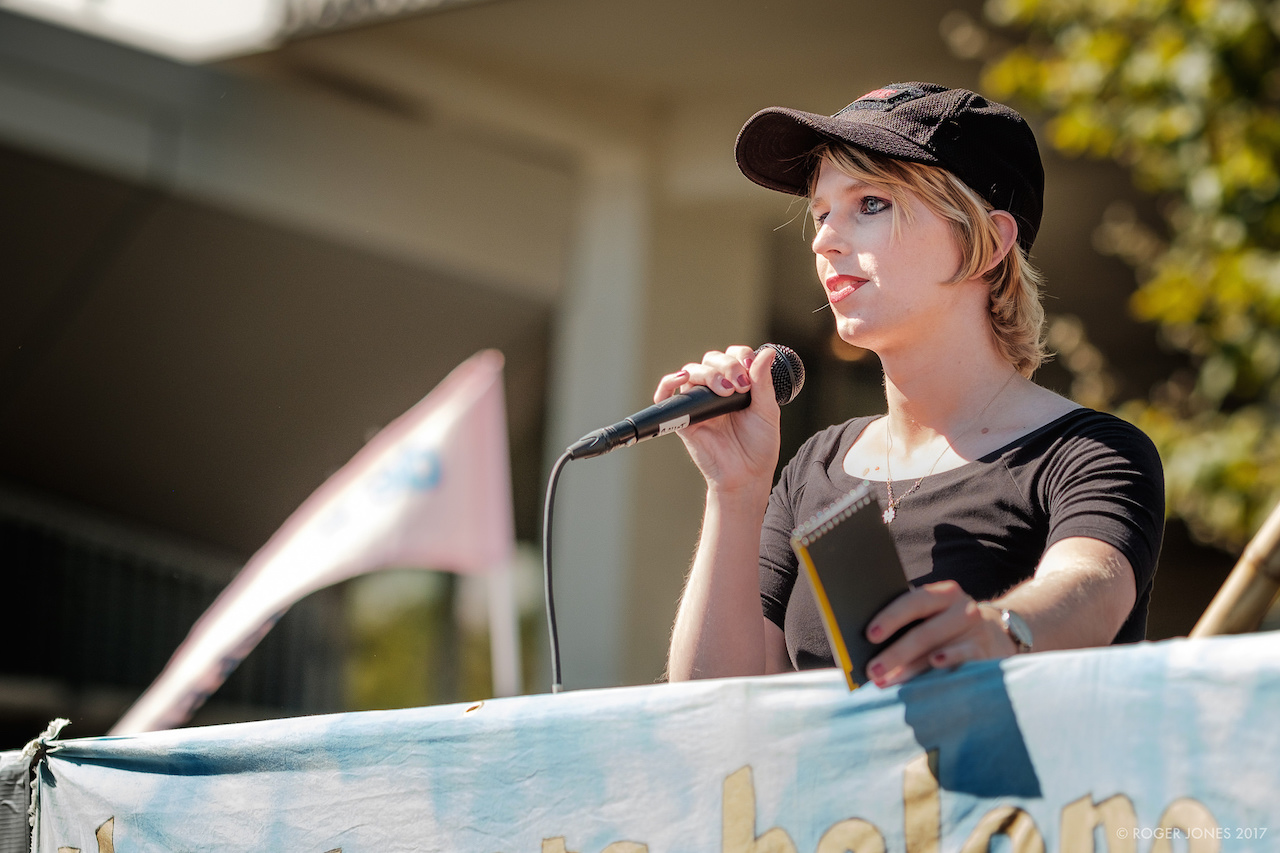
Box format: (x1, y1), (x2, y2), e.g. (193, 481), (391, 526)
(790, 482), (911, 689)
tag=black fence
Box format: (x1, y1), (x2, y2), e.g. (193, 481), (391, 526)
(0, 514), (345, 744)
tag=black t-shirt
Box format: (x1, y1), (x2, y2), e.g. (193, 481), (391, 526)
(759, 409), (1165, 670)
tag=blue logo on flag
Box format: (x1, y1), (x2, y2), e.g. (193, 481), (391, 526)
(375, 447), (442, 494)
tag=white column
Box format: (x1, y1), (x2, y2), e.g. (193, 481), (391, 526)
(544, 151), (649, 690)
(624, 203), (771, 684)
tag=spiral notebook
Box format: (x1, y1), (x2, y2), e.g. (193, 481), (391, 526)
(790, 481), (911, 690)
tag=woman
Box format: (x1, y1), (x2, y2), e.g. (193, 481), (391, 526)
(662, 83), (1164, 688)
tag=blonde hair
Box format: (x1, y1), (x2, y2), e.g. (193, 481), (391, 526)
(809, 144), (1047, 376)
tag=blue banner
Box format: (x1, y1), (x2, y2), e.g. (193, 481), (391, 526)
(32, 633), (1280, 852)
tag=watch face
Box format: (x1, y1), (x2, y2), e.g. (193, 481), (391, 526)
(1004, 610), (1033, 652)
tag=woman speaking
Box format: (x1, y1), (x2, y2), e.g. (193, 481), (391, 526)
(661, 82), (1164, 689)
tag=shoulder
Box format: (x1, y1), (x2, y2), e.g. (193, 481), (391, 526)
(1012, 407), (1160, 465)
(789, 416), (878, 468)
(773, 416), (877, 503)
(1008, 407), (1164, 515)
(767, 418), (877, 563)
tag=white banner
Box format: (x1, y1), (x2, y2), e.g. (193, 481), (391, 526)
(33, 632), (1280, 852)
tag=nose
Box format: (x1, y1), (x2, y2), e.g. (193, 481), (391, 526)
(811, 216), (845, 258)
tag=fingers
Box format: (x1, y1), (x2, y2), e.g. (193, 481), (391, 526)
(866, 581), (967, 646)
(746, 347), (779, 410)
(922, 636), (988, 671)
(653, 369), (691, 403)
(864, 582), (1010, 688)
(653, 346), (760, 404)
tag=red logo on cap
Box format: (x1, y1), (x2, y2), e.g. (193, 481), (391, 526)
(858, 87), (900, 101)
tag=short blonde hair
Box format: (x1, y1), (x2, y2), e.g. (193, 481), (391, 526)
(810, 144), (1047, 376)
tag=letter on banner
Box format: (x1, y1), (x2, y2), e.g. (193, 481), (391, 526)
(723, 766), (797, 853)
(816, 820), (885, 853)
(1060, 794), (1137, 853)
(960, 807), (1044, 853)
(1151, 799), (1220, 853)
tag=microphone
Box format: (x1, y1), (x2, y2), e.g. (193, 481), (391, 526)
(566, 344), (805, 460)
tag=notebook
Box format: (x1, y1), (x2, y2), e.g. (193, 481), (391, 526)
(790, 481), (912, 689)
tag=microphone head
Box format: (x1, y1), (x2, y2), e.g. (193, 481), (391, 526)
(757, 343), (805, 406)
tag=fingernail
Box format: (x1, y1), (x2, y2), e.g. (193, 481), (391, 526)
(674, 370), (688, 380)
(744, 353), (755, 369)
(719, 378), (734, 391)
(869, 662), (885, 679)
(931, 652), (946, 666)
(868, 624), (883, 641)
(734, 375), (750, 390)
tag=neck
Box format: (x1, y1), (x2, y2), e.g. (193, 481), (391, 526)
(880, 345), (1019, 454)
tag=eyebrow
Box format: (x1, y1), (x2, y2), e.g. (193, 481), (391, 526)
(810, 178), (881, 207)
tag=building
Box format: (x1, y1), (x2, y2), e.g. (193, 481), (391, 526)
(0, 0), (1236, 746)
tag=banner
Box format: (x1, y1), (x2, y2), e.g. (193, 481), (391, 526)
(111, 350), (516, 736)
(33, 632), (1280, 852)
(0, 748), (28, 853)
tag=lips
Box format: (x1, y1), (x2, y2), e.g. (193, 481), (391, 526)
(825, 274), (866, 304)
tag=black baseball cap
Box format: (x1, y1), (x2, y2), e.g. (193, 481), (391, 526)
(735, 82), (1045, 252)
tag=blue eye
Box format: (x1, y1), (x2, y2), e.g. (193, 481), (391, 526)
(861, 196), (891, 215)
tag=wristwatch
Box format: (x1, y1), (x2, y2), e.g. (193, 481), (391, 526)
(997, 608), (1034, 654)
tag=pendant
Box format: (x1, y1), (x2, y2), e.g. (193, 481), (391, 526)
(882, 505), (896, 525)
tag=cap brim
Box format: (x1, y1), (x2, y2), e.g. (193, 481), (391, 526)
(735, 107), (942, 195)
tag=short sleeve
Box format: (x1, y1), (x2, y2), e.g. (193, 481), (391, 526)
(759, 454), (803, 629)
(1040, 413), (1165, 598)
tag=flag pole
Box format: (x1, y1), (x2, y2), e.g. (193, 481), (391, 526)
(1191, 498), (1280, 637)
(487, 557), (522, 697)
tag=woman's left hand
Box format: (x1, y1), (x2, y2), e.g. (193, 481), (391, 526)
(862, 581), (1016, 688)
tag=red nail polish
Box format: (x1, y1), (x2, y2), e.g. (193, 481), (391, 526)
(869, 662), (885, 678)
(931, 652), (946, 666)
(720, 378), (734, 391)
(744, 354), (755, 369)
(868, 624), (883, 641)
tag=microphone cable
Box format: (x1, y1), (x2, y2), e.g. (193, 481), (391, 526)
(542, 448), (572, 693)
(540, 344), (804, 693)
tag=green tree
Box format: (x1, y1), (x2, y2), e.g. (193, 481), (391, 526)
(979, 0), (1280, 548)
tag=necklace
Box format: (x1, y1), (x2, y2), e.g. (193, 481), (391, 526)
(881, 370), (1018, 525)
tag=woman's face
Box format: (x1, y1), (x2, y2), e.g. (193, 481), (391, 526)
(809, 157), (970, 355)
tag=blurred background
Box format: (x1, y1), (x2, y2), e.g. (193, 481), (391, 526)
(2, 0), (1276, 748)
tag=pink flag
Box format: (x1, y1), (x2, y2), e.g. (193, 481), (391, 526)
(111, 350), (515, 735)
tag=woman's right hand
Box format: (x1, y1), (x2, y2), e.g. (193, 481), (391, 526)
(652, 345), (782, 494)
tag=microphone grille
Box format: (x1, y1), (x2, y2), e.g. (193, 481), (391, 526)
(758, 343), (805, 406)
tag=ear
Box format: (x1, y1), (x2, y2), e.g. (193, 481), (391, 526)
(982, 210), (1020, 275)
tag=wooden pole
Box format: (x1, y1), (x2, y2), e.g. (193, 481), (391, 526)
(1190, 499), (1280, 637)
